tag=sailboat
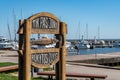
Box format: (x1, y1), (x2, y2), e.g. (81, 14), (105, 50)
(75, 23), (91, 49)
(0, 35), (18, 50)
(0, 18), (19, 50)
(31, 34), (58, 49)
(31, 34), (71, 49)
(75, 35), (90, 49)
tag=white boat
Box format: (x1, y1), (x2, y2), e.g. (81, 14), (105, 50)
(75, 23), (91, 49)
(31, 36), (57, 49)
(31, 43), (56, 49)
(75, 36), (90, 49)
(31, 36), (71, 49)
(113, 41), (120, 47)
(75, 41), (90, 49)
(66, 41), (71, 48)
(0, 36), (18, 50)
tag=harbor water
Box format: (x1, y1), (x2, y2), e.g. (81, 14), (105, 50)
(68, 47), (120, 55)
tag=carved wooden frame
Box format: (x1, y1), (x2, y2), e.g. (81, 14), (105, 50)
(18, 12), (67, 80)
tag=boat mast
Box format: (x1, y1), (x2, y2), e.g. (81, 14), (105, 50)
(21, 8), (23, 20)
(7, 19), (11, 41)
(78, 21), (80, 41)
(75, 21), (80, 41)
(98, 26), (100, 40)
(13, 9), (17, 41)
(86, 24), (88, 40)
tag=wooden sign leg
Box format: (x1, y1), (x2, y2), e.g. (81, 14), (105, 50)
(55, 61), (60, 80)
(18, 52), (24, 80)
(18, 21), (24, 80)
(56, 22), (67, 80)
(60, 22), (67, 80)
(60, 48), (66, 80)
(23, 20), (31, 80)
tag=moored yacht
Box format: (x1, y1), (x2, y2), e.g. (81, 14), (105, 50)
(75, 36), (90, 49)
(113, 41), (120, 47)
(75, 41), (90, 49)
(0, 36), (18, 50)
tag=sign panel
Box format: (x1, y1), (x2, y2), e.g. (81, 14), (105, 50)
(27, 12), (60, 34)
(32, 17), (58, 29)
(32, 52), (59, 68)
(31, 48), (59, 68)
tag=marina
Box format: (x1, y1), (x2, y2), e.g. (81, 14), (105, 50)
(1, 0), (120, 80)
(67, 39), (120, 48)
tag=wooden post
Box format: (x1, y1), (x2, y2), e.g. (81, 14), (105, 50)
(60, 22), (67, 80)
(56, 22), (67, 80)
(18, 20), (24, 80)
(55, 34), (60, 80)
(23, 20), (31, 80)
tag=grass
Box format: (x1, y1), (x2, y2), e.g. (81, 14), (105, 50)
(0, 62), (17, 67)
(0, 73), (18, 80)
(0, 52), (4, 54)
(113, 65), (120, 68)
(0, 73), (48, 80)
(32, 77), (48, 80)
(43, 67), (53, 71)
(0, 62), (50, 80)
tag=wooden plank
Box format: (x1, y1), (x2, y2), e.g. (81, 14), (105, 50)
(31, 29), (59, 34)
(31, 48), (59, 54)
(37, 71), (107, 79)
(31, 38), (58, 45)
(0, 65), (18, 72)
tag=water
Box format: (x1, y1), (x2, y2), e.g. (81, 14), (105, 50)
(68, 47), (120, 55)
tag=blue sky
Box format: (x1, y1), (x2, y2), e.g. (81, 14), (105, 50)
(0, 0), (120, 39)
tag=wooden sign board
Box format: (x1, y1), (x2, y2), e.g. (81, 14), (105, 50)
(31, 48), (59, 68)
(18, 12), (60, 34)
(18, 12), (67, 80)
(28, 12), (60, 34)
(28, 12), (60, 68)
(32, 52), (59, 68)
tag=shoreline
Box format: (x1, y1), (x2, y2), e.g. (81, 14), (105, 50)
(67, 52), (120, 61)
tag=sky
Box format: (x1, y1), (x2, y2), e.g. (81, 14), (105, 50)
(0, 0), (120, 40)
